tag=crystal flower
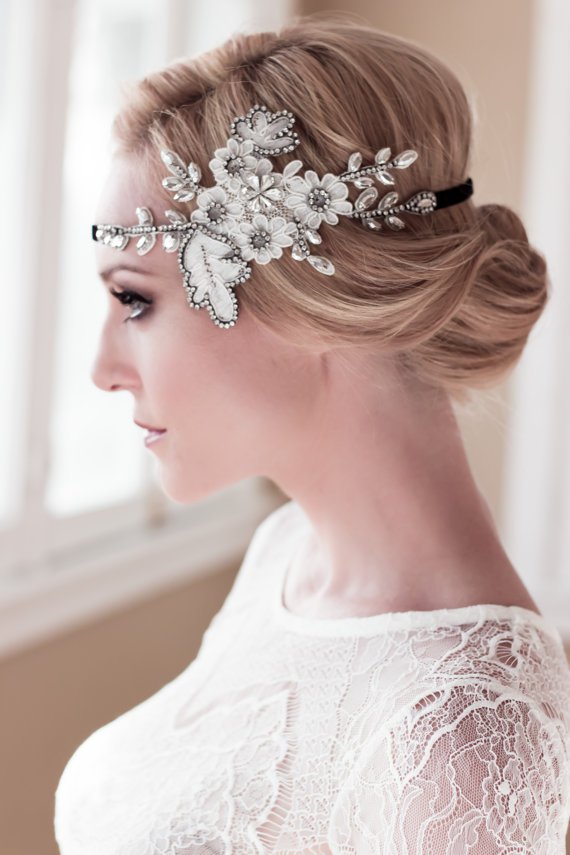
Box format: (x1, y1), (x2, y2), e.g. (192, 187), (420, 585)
(208, 138), (259, 194)
(285, 171), (353, 229)
(237, 158), (284, 214)
(190, 185), (244, 235)
(231, 214), (297, 264)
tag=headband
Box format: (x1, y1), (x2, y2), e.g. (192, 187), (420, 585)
(92, 103), (474, 329)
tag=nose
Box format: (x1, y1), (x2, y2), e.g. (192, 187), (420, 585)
(89, 327), (140, 393)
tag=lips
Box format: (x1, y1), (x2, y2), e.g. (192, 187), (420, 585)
(134, 420), (166, 432)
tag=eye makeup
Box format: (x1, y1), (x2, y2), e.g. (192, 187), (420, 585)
(109, 286), (152, 322)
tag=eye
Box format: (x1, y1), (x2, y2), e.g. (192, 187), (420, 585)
(109, 287), (152, 322)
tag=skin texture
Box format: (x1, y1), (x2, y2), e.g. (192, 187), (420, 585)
(92, 154), (539, 619)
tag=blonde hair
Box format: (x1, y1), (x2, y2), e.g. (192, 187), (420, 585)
(111, 13), (549, 407)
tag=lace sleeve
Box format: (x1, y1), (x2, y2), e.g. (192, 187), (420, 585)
(329, 682), (570, 854)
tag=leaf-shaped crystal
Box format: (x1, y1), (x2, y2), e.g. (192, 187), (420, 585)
(108, 234), (129, 250)
(160, 149), (188, 179)
(375, 147), (391, 165)
(307, 255), (335, 275)
(161, 149), (183, 168)
(376, 170), (396, 186)
(188, 162), (201, 183)
(173, 189), (196, 202)
(165, 209), (188, 224)
(136, 206), (153, 225)
(406, 191), (437, 211)
(355, 186), (379, 211)
(354, 177), (373, 189)
(291, 242), (306, 261)
(418, 196), (436, 210)
(162, 233), (179, 252)
(385, 215), (406, 230)
(364, 218), (383, 230)
(305, 228), (322, 245)
(163, 176), (184, 191)
(347, 152), (362, 172)
(392, 149), (418, 169)
(378, 191), (399, 212)
(136, 233), (157, 255)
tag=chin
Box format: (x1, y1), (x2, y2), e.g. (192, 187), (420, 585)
(151, 447), (254, 505)
(153, 464), (226, 506)
(156, 474), (206, 506)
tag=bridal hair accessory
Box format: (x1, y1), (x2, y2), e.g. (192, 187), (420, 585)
(92, 103), (474, 329)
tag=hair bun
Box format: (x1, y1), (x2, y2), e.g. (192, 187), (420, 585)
(476, 201), (548, 285)
(477, 202), (529, 246)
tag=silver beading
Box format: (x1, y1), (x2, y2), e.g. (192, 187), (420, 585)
(93, 103), (474, 329)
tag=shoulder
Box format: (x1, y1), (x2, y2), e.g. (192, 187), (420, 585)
(329, 677), (570, 854)
(370, 609), (570, 725)
(328, 613), (570, 853)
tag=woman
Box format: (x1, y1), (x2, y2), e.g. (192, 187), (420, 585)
(54, 15), (570, 854)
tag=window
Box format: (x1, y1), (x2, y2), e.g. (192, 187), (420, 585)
(0, 0), (290, 657)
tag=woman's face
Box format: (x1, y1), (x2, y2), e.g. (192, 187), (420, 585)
(91, 154), (326, 503)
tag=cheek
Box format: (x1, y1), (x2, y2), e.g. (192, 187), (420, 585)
(144, 330), (247, 440)
(142, 312), (319, 464)
(146, 333), (267, 499)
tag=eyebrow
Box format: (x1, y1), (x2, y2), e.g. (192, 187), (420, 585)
(98, 263), (151, 281)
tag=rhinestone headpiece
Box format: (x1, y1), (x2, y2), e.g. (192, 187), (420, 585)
(92, 103), (474, 329)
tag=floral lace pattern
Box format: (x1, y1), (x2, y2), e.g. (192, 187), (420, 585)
(54, 501), (570, 854)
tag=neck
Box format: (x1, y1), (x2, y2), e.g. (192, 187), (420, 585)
(268, 351), (532, 615)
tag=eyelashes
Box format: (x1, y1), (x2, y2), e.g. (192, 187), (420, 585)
(109, 287), (152, 322)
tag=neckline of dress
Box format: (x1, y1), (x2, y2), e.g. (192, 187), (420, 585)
(270, 501), (563, 642)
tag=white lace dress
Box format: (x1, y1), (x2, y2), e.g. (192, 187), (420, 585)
(54, 499), (570, 854)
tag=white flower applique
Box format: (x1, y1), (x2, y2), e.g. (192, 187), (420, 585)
(284, 169), (353, 229)
(208, 138), (259, 194)
(232, 214), (297, 265)
(190, 185), (244, 235)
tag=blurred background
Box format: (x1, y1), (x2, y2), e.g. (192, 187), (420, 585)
(1, 0), (569, 852)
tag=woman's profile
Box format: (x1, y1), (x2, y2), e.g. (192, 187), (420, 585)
(54, 15), (570, 854)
